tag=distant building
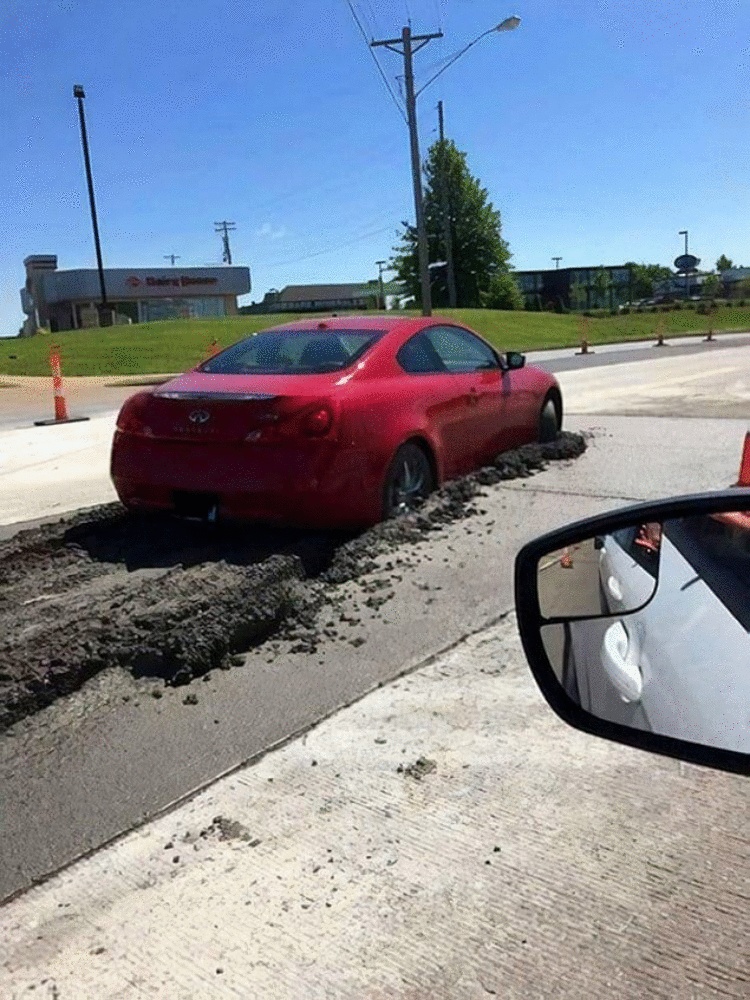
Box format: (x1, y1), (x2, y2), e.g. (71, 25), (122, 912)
(513, 265), (634, 311)
(260, 283), (378, 313)
(19, 255), (251, 335)
(719, 267), (750, 297)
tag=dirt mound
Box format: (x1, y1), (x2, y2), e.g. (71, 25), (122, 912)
(0, 432), (586, 731)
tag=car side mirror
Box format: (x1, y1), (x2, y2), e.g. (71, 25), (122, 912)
(505, 351), (525, 370)
(514, 490), (750, 774)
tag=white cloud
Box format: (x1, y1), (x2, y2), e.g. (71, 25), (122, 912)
(256, 223), (287, 241)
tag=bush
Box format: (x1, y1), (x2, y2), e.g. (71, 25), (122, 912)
(620, 306), (631, 315)
(660, 305), (671, 313)
(672, 301), (683, 310)
(582, 310), (594, 317)
(685, 302), (695, 310)
(739, 299), (746, 307)
(650, 306), (659, 313)
(696, 302), (709, 315)
(482, 272), (524, 311)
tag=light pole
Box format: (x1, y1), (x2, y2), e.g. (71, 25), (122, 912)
(679, 229), (689, 299)
(552, 256), (562, 269)
(375, 260), (388, 309)
(372, 16), (520, 317)
(73, 84), (108, 321)
(164, 254), (181, 266)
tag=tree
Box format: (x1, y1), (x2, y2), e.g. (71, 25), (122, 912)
(482, 272), (523, 311)
(716, 254), (734, 272)
(623, 262), (673, 300)
(591, 268), (612, 308)
(391, 139), (513, 308)
(569, 282), (588, 311)
(701, 273), (721, 298)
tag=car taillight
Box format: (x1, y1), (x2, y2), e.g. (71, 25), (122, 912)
(301, 407), (333, 437)
(116, 392), (153, 436)
(245, 402), (336, 443)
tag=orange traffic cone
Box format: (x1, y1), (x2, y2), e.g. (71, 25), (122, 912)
(560, 548), (573, 569)
(737, 432), (750, 486)
(34, 346), (89, 427)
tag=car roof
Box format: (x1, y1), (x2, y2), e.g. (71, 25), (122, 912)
(263, 315), (458, 335)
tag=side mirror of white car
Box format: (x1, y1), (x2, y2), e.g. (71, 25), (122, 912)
(514, 489), (750, 775)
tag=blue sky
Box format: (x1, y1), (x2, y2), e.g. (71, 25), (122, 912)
(2, 0), (750, 335)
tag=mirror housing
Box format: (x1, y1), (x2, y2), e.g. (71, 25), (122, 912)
(515, 489), (750, 775)
(506, 351), (525, 370)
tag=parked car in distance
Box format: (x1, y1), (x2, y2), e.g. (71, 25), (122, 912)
(111, 316), (563, 529)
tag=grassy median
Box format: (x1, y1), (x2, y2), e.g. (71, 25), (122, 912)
(0, 306), (747, 377)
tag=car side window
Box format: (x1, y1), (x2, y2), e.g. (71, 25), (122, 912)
(424, 325), (499, 373)
(396, 333), (449, 374)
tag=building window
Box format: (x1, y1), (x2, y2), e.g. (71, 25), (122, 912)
(141, 297), (227, 322)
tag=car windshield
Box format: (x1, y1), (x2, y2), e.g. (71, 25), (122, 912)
(200, 329), (385, 375)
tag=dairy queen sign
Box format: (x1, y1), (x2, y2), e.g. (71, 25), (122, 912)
(126, 274), (219, 289)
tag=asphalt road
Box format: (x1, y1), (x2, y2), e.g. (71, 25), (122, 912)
(1, 411), (746, 901)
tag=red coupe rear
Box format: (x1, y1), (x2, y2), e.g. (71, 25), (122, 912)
(111, 316), (562, 528)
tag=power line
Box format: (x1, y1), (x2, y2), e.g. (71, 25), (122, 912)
(345, 0), (407, 122)
(262, 223), (398, 269)
(163, 254), (181, 266)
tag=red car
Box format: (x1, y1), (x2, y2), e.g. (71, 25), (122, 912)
(111, 316), (562, 529)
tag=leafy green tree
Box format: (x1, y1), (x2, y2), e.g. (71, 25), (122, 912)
(391, 139), (513, 308)
(591, 269), (612, 308)
(702, 273), (721, 298)
(569, 282), (588, 311)
(482, 272), (523, 310)
(623, 262), (673, 300)
(716, 254), (734, 272)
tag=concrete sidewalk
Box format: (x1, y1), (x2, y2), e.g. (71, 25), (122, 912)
(2, 617), (747, 999)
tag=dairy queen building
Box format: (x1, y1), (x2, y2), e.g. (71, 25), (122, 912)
(20, 255), (251, 335)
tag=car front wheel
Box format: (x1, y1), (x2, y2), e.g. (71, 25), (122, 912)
(538, 397), (560, 443)
(383, 442), (435, 519)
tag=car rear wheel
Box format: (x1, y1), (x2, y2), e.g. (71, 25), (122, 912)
(538, 396), (560, 443)
(383, 443), (435, 519)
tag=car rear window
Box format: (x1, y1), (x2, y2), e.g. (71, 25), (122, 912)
(201, 329), (385, 375)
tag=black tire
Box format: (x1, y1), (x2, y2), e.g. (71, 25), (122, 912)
(538, 396), (559, 443)
(383, 442), (435, 519)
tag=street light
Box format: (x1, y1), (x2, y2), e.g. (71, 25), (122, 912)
(73, 84), (108, 322)
(372, 15), (520, 317)
(416, 16), (521, 96)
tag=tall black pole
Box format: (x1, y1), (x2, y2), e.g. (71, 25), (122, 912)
(74, 86), (108, 312)
(372, 28), (442, 318)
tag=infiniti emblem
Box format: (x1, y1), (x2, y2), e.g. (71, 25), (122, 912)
(188, 409), (211, 425)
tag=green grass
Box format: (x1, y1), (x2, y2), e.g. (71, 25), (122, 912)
(1, 307), (747, 377)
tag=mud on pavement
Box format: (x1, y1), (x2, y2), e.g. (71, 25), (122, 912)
(0, 432), (585, 731)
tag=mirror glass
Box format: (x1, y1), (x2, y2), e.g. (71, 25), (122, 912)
(539, 524), (661, 619)
(538, 510), (750, 754)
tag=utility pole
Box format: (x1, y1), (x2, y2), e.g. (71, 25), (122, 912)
(376, 260), (388, 309)
(214, 221), (236, 265)
(552, 256), (562, 269)
(373, 27), (443, 317)
(164, 254), (181, 266)
(73, 85), (108, 320)
(437, 101), (458, 308)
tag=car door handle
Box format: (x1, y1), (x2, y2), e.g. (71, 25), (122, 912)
(607, 575), (623, 602)
(468, 387), (479, 405)
(601, 620), (643, 703)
